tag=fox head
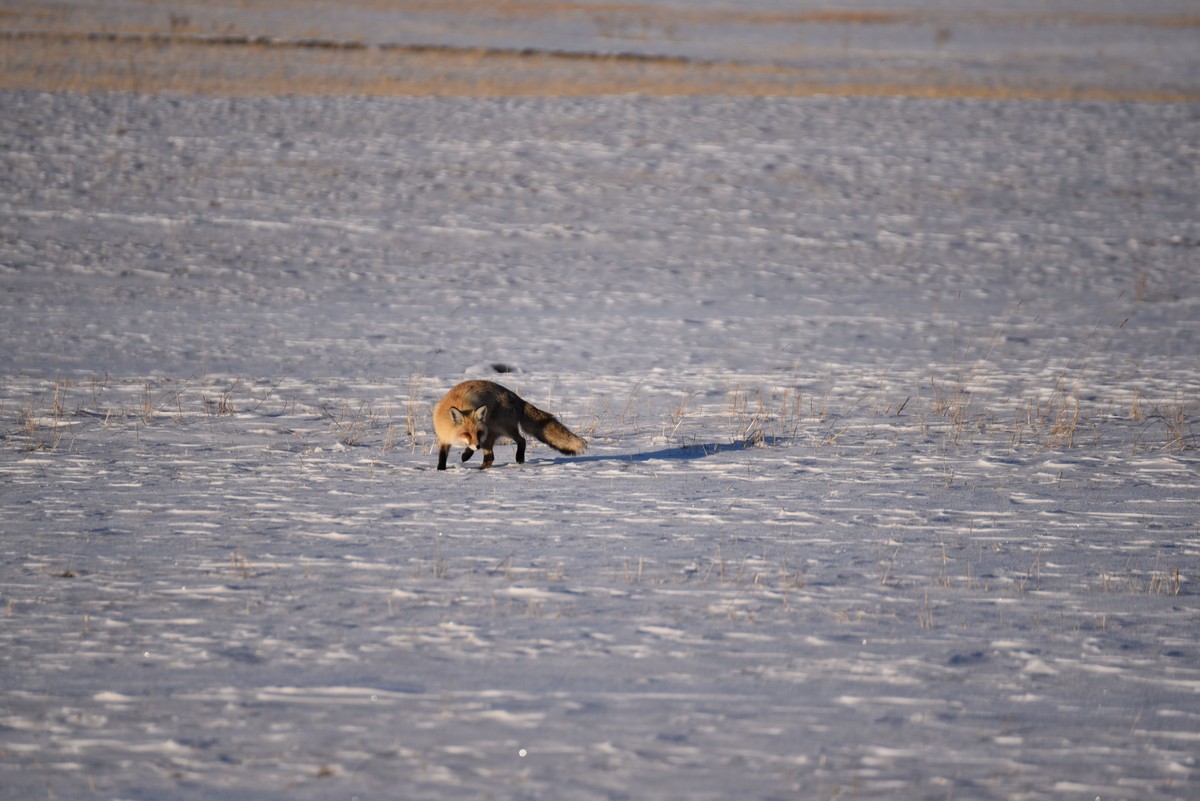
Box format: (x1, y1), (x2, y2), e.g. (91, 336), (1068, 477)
(448, 405), (489, 448)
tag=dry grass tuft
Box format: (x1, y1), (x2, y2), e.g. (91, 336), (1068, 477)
(727, 385), (806, 447)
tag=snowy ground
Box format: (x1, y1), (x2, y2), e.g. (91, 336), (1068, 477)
(2, 14), (1200, 801)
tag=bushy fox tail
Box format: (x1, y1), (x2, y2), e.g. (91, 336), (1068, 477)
(520, 401), (587, 455)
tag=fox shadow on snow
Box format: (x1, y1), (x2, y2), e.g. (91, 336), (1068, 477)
(542, 437), (789, 466)
(425, 438), (791, 470)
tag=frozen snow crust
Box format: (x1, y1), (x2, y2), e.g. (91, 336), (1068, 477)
(2, 91), (1199, 799)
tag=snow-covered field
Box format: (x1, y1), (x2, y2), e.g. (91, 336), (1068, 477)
(2, 24), (1200, 801)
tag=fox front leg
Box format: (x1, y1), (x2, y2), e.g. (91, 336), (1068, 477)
(461, 447), (475, 462)
(437, 444), (450, 470)
(479, 431), (498, 469)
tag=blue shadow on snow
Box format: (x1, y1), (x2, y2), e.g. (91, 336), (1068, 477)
(543, 437), (789, 465)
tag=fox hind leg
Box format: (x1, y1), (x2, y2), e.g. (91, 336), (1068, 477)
(514, 432), (526, 464)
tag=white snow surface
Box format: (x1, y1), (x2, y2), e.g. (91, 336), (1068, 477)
(2, 91), (1199, 800)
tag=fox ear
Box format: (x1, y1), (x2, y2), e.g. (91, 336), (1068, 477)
(449, 407), (466, 425)
(472, 405), (489, 423)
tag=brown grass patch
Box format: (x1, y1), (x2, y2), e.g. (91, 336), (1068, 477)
(2, 32), (1197, 102)
(1, 0), (1197, 100)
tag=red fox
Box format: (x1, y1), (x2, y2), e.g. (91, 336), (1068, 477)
(433, 380), (587, 470)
